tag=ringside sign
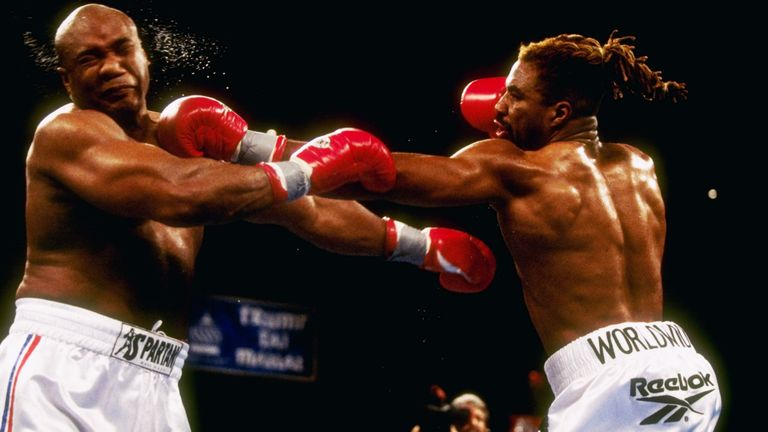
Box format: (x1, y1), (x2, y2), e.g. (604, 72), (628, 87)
(186, 296), (316, 380)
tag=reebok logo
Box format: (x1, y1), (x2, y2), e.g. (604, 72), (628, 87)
(111, 323), (183, 375)
(630, 372), (716, 425)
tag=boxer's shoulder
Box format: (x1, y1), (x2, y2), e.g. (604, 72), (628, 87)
(36, 105), (124, 139)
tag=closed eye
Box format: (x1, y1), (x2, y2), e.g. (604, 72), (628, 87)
(506, 86), (524, 100)
(114, 39), (136, 56)
(75, 50), (102, 67)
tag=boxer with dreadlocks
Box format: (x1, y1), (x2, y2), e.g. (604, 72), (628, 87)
(344, 32), (721, 431)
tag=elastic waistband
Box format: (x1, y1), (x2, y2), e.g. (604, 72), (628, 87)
(10, 298), (188, 380)
(544, 321), (696, 396)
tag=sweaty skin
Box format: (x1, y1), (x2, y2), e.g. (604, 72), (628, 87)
(359, 60), (664, 353)
(18, 4), (385, 337)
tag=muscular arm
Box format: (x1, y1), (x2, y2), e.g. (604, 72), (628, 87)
(335, 139), (530, 207)
(31, 109), (277, 226)
(246, 196), (386, 256)
(386, 151), (498, 206)
(281, 137), (504, 206)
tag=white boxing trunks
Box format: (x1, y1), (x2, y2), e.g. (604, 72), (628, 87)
(0, 298), (190, 432)
(544, 321), (721, 432)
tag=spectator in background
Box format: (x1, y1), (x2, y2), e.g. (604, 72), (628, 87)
(450, 393), (490, 432)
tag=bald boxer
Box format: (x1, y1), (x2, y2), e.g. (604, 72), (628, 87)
(344, 33), (721, 431)
(0, 4), (494, 431)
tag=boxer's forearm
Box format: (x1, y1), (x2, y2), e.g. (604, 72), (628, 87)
(246, 196), (386, 256)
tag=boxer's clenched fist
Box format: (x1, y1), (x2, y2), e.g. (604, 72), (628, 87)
(261, 128), (396, 202)
(383, 217), (496, 293)
(157, 95), (286, 164)
(460, 77), (506, 137)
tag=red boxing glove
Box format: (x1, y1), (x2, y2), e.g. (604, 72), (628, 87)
(259, 128), (396, 202)
(460, 77), (506, 137)
(157, 95), (286, 163)
(384, 218), (496, 293)
(291, 128), (395, 194)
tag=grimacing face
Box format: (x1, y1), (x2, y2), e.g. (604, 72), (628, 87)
(57, 13), (149, 120)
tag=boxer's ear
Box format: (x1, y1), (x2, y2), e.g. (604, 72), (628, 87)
(548, 101), (572, 128)
(57, 67), (73, 97)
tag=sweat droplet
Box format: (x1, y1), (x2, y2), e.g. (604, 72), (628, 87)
(140, 18), (228, 101)
(22, 31), (57, 72)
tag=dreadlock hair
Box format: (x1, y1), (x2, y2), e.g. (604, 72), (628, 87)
(518, 30), (687, 117)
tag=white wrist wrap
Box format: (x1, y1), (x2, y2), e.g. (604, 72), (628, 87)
(387, 220), (427, 266)
(235, 130), (286, 164)
(265, 161), (310, 201)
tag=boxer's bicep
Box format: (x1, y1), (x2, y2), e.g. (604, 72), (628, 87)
(35, 117), (151, 200)
(31, 112), (235, 222)
(388, 142), (512, 207)
(389, 152), (484, 205)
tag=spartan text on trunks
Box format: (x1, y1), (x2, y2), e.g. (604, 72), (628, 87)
(111, 323), (183, 375)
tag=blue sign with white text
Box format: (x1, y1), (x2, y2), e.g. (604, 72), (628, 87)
(186, 296), (316, 380)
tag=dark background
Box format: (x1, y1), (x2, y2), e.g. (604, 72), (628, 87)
(5, 2), (745, 431)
